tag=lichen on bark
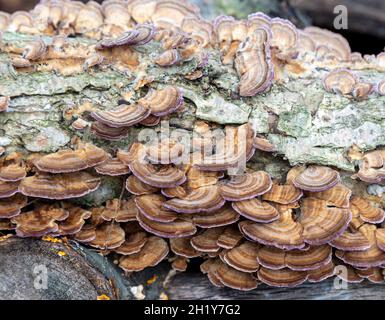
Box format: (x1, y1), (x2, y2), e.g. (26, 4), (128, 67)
(0, 32), (384, 186)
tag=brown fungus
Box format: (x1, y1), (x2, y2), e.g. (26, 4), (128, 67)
(219, 171), (272, 201)
(232, 198), (279, 223)
(235, 26), (274, 96)
(137, 211), (197, 238)
(114, 232), (148, 256)
(88, 223), (126, 250)
(135, 194), (178, 223)
(0, 194), (28, 219)
(19, 172), (101, 200)
(91, 104), (151, 128)
(119, 236), (169, 272)
(11, 206), (69, 238)
(293, 165), (340, 192)
(323, 69), (358, 95)
(164, 185), (225, 214)
(257, 245), (332, 271)
(35, 143), (108, 173)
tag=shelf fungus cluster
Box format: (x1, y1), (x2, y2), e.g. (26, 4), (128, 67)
(1, 0), (385, 293)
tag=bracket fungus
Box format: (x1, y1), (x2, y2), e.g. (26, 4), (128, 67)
(11, 206), (69, 238)
(293, 166), (340, 192)
(34, 143), (108, 173)
(91, 104), (151, 128)
(0, 194), (27, 219)
(19, 172), (101, 200)
(164, 185), (225, 214)
(88, 223), (126, 250)
(222, 241), (260, 273)
(137, 211), (197, 238)
(257, 245), (332, 271)
(2, 0), (385, 291)
(323, 69), (358, 95)
(219, 171), (272, 201)
(232, 198), (279, 223)
(119, 236), (169, 272)
(101, 199), (138, 223)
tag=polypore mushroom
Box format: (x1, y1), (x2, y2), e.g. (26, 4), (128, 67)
(239, 210), (304, 250)
(23, 38), (47, 61)
(192, 205), (240, 228)
(155, 49), (182, 66)
(307, 261), (335, 283)
(270, 17), (298, 57)
(101, 198), (138, 222)
(114, 232), (148, 255)
(253, 137), (276, 152)
(0, 180), (20, 198)
(257, 245), (332, 271)
(262, 184), (303, 204)
(223, 241), (259, 272)
(304, 26), (351, 61)
(181, 16), (213, 48)
(96, 30), (140, 49)
(350, 196), (385, 224)
(145, 139), (185, 165)
(323, 69), (358, 95)
(257, 267), (308, 287)
(219, 171), (272, 201)
(88, 223), (125, 250)
(300, 198), (351, 245)
(217, 225), (243, 249)
(161, 185), (187, 198)
(124, 143), (186, 188)
(235, 26), (274, 96)
(172, 256), (189, 272)
(232, 198), (279, 223)
(137, 211), (197, 238)
(135, 194), (178, 222)
(170, 236), (201, 258)
(11, 206), (69, 237)
(35, 143), (108, 173)
(194, 124), (253, 171)
(186, 167), (223, 189)
(91, 104), (151, 128)
(310, 183), (351, 208)
(139, 86), (183, 116)
(19, 172), (101, 200)
(331, 229), (371, 251)
(126, 174), (159, 195)
(190, 227), (225, 253)
(95, 157), (131, 176)
(119, 236), (169, 272)
(335, 224), (385, 267)
(200, 259), (225, 287)
(91, 122), (130, 141)
(0, 156), (27, 182)
(293, 165), (340, 192)
(0, 194), (27, 218)
(164, 185), (225, 213)
(213, 260), (259, 291)
(56, 207), (92, 235)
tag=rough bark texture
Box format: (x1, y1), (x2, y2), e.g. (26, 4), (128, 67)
(1, 27), (385, 299)
(1, 33), (384, 174)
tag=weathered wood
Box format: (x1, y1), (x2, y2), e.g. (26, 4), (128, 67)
(0, 237), (115, 300)
(168, 271), (385, 300)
